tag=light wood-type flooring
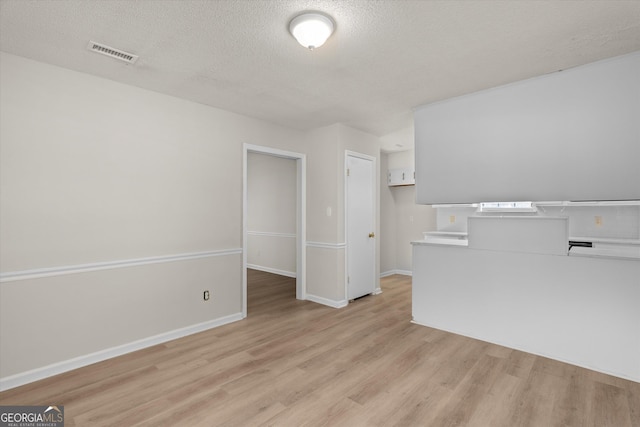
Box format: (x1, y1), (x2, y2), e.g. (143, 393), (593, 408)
(1, 270), (639, 426)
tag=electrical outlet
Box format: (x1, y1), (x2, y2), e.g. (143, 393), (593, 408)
(203, 290), (210, 301)
(449, 215), (456, 224)
(595, 216), (603, 227)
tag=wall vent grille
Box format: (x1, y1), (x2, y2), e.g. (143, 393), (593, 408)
(87, 41), (139, 64)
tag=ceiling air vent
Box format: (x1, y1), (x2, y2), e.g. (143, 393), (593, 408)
(87, 41), (139, 64)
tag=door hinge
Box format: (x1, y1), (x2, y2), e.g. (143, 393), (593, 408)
(347, 276), (350, 284)
(347, 168), (350, 176)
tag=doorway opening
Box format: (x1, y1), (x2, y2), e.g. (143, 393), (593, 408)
(242, 144), (306, 318)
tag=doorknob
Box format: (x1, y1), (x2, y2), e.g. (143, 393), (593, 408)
(369, 232), (375, 238)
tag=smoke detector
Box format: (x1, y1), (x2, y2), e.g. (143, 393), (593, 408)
(87, 41), (139, 64)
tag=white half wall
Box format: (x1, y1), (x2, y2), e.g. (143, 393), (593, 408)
(413, 243), (640, 382)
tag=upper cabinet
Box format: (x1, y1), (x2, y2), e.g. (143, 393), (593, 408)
(414, 52), (640, 205)
(388, 168), (415, 186)
(386, 149), (415, 187)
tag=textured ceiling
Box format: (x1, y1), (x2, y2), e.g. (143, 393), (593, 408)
(1, 0), (640, 151)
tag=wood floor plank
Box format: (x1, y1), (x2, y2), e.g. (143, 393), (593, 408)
(589, 381), (633, 427)
(465, 372), (523, 427)
(628, 381), (640, 427)
(503, 348), (537, 379)
(506, 365), (570, 427)
(429, 354), (504, 427)
(347, 339), (433, 405)
(385, 382), (455, 427)
(549, 368), (590, 427)
(361, 360), (453, 426)
(1, 270), (638, 426)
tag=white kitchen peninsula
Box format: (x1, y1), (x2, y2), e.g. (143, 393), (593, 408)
(410, 51), (640, 382)
(412, 220), (640, 382)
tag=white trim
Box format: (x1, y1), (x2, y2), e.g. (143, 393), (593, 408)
(380, 269), (412, 278)
(535, 200), (640, 207)
(0, 312), (243, 392)
(297, 150), (307, 301)
(397, 269), (413, 277)
(247, 231), (296, 238)
(306, 293), (349, 309)
(244, 144), (304, 161)
(247, 264), (296, 278)
(0, 249), (242, 283)
(243, 144), (307, 318)
(243, 148), (249, 318)
(306, 241), (346, 249)
(345, 150), (377, 162)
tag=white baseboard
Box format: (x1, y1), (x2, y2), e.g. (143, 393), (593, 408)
(380, 269), (413, 278)
(395, 269), (413, 276)
(0, 312), (243, 392)
(246, 264), (296, 278)
(306, 293), (348, 309)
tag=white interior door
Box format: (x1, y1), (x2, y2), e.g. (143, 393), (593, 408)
(346, 153), (375, 300)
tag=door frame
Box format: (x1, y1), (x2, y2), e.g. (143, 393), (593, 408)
(344, 150), (378, 301)
(242, 144), (307, 318)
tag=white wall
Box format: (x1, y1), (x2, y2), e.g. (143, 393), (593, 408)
(247, 153), (297, 277)
(380, 148), (437, 275)
(391, 186), (436, 272)
(415, 51), (640, 204)
(303, 124), (382, 304)
(540, 204), (640, 240)
(304, 125), (343, 303)
(1, 52), (380, 387)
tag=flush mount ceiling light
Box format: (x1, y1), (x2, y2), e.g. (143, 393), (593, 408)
(289, 12), (335, 50)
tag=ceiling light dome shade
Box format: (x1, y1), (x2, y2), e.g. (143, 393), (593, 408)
(289, 13), (334, 50)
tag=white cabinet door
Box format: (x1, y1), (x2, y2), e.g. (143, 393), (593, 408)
(388, 169), (404, 186)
